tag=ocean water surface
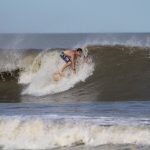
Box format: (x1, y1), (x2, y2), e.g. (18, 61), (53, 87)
(0, 33), (150, 150)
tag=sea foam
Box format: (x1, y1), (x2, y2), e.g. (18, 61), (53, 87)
(0, 116), (150, 149)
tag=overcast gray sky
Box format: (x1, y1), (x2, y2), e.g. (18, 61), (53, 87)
(0, 0), (150, 33)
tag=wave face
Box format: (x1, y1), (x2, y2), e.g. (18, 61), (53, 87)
(0, 115), (150, 149)
(87, 45), (150, 101)
(1, 44), (150, 101)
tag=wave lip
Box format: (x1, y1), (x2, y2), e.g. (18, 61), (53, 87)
(0, 116), (150, 149)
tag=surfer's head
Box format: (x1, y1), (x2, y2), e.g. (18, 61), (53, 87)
(76, 48), (82, 52)
(76, 48), (82, 56)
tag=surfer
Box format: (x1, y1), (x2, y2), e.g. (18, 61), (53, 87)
(59, 48), (82, 75)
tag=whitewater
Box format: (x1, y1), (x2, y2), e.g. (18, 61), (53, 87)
(18, 48), (94, 96)
(0, 115), (150, 149)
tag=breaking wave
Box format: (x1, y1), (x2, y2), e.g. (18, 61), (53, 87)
(0, 115), (150, 149)
(1, 43), (150, 100)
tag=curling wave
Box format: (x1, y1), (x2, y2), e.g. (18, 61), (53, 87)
(1, 44), (150, 100)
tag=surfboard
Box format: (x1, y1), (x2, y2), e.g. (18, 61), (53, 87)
(52, 72), (61, 81)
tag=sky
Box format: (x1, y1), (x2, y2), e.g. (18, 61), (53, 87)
(0, 0), (150, 33)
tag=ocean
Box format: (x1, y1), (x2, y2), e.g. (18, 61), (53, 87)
(0, 33), (150, 150)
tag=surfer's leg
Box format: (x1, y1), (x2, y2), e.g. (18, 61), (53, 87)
(60, 61), (71, 75)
